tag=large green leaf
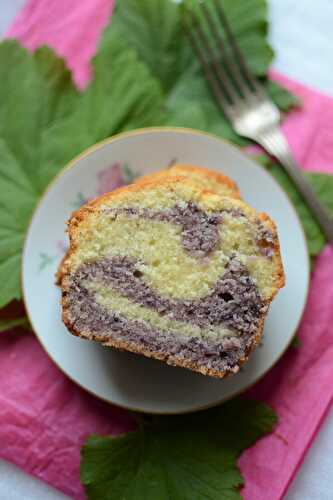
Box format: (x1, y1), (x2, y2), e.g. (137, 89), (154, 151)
(81, 399), (277, 500)
(0, 42), (77, 306)
(256, 156), (333, 256)
(110, 0), (298, 144)
(0, 42), (77, 196)
(39, 32), (164, 189)
(111, 0), (187, 92)
(0, 38), (163, 307)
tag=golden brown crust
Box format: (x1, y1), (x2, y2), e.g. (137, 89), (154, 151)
(55, 252), (68, 286)
(135, 163), (241, 199)
(170, 164), (241, 196)
(258, 212), (286, 294)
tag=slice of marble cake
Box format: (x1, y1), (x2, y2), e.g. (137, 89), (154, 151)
(58, 176), (284, 378)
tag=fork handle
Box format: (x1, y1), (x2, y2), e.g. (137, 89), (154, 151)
(258, 130), (333, 246)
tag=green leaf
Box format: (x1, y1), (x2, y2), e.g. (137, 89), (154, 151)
(0, 316), (31, 333)
(256, 155), (333, 256)
(111, 0), (298, 145)
(290, 335), (301, 348)
(81, 399), (276, 500)
(305, 172), (333, 255)
(39, 31), (164, 189)
(111, 0), (187, 92)
(165, 65), (249, 144)
(0, 36), (163, 307)
(266, 80), (301, 112)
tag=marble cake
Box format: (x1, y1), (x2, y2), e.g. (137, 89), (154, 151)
(58, 175), (284, 378)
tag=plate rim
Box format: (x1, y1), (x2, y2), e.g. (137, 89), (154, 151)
(22, 126), (311, 414)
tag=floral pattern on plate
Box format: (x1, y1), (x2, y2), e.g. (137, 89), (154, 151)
(38, 162), (138, 271)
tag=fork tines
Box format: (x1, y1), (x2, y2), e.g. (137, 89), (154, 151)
(183, 0), (262, 115)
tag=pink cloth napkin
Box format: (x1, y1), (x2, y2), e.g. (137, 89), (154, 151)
(3, 1), (333, 498)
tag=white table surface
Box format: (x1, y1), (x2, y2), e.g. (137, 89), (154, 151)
(1, 1), (332, 499)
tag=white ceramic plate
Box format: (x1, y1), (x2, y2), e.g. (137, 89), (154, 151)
(22, 128), (309, 414)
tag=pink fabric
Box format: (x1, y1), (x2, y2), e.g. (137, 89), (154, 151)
(2, 1), (333, 499)
(6, 0), (115, 88)
(240, 245), (333, 499)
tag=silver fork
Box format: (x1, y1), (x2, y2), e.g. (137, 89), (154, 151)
(184, 0), (333, 244)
